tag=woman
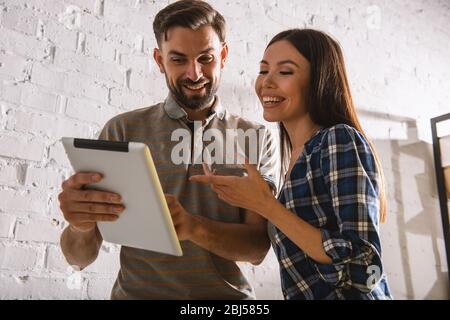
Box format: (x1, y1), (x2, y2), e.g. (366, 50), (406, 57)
(190, 29), (392, 300)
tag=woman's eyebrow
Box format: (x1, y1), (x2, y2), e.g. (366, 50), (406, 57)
(259, 60), (300, 68)
(277, 60), (300, 68)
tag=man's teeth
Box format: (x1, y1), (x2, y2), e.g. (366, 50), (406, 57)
(185, 83), (207, 90)
(263, 96), (284, 103)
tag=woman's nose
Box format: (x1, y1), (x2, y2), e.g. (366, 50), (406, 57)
(262, 73), (276, 88)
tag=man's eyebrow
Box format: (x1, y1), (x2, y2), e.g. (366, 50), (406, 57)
(199, 47), (215, 54)
(168, 50), (186, 56)
(259, 59), (300, 68)
(168, 48), (215, 56)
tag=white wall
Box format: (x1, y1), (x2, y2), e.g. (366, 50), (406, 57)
(0, 0), (449, 299)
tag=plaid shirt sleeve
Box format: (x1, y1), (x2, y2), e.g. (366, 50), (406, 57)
(314, 124), (384, 294)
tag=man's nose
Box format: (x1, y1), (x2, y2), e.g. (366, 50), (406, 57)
(185, 61), (203, 82)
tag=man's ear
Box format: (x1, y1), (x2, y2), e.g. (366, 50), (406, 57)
(153, 48), (165, 74)
(220, 42), (229, 69)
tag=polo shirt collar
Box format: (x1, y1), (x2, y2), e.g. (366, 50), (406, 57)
(163, 94), (225, 121)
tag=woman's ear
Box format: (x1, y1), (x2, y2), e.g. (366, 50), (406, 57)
(220, 42), (229, 69)
(153, 48), (165, 74)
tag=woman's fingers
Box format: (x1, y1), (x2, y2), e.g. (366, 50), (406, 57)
(213, 185), (237, 202)
(243, 162), (259, 177)
(202, 163), (213, 176)
(189, 174), (235, 186)
(189, 175), (212, 184)
(216, 189), (238, 207)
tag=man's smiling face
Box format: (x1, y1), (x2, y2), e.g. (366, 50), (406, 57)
(154, 25), (228, 111)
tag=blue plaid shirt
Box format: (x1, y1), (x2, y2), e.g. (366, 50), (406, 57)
(268, 124), (393, 300)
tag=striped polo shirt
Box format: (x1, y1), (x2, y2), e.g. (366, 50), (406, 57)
(98, 94), (277, 299)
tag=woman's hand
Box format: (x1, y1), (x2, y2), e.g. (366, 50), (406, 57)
(189, 161), (277, 217)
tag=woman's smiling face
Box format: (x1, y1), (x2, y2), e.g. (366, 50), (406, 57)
(255, 40), (311, 123)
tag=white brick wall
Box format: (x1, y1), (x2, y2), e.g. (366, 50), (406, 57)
(0, 162), (19, 186)
(0, 134), (46, 162)
(0, 0), (449, 300)
(0, 215), (15, 238)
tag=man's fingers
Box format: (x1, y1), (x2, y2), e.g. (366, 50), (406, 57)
(164, 194), (177, 204)
(66, 202), (125, 214)
(70, 212), (119, 223)
(62, 172), (102, 190)
(62, 189), (122, 204)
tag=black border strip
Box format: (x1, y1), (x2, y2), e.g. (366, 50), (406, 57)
(73, 138), (129, 152)
(431, 112), (450, 295)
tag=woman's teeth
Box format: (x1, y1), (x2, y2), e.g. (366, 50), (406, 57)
(262, 96), (285, 106)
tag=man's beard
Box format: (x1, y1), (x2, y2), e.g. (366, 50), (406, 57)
(167, 77), (218, 111)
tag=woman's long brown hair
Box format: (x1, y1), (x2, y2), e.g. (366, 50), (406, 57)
(269, 29), (387, 223)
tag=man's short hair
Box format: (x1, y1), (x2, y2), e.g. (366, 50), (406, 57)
(153, 0), (226, 47)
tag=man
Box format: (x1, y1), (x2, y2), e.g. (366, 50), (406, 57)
(58, 0), (276, 299)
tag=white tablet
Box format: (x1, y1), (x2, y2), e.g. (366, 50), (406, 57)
(61, 137), (183, 256)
